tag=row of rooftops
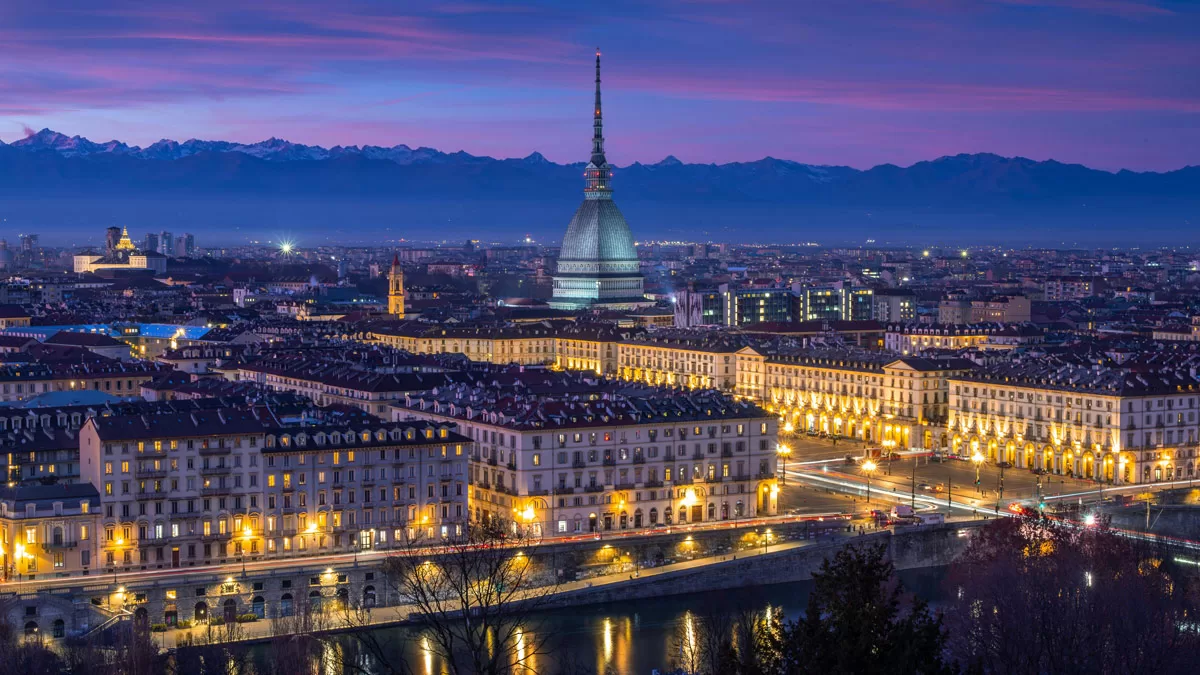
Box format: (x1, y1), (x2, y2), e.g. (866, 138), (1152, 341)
(952, 351), (1200, 396)
(756, 347), (976, 373)
(87, 408), (468, 449)
(885, 322), (1043, 337)
(396, 379), (769, 431)
(0, 360), (174, 382)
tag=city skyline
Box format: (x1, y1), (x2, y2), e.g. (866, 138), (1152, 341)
(2, 1), (1197, 172)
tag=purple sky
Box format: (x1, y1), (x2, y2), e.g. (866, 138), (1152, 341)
(1, 0), (1197, 171)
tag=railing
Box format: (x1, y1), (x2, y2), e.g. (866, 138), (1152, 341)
(136, 490), (169, 500)
(572, 459), (587, 469)
(41, 540), (77, 551)
(644, 479), (663, 488)
(584, 484), (604, 493)
(602, 458), (616, 466)
(134, 468), (168, 479)
(199, 466), (232, 475)
(553, 487), (575, 495)
(198, 446), (231, 456)
(200, 486), (232, 496)
(632, 456), (646, 465)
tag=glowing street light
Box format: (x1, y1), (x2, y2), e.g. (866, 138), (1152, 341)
(972, 451), (986, 494)
(777, 444), (791, 484)
(861, 459), (878, 504)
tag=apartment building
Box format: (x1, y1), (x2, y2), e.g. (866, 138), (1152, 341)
(79, 407), (470, 574)
(884, 322), (1043, 355)
(948, 355), (1200, 484)
(366, 322), (560, 366)
(617, 334), (743, 391)
(394, 383), (778, 537)
(0, 361), (175, 404)
(0, 483), (100, 581)
(737, 347), (972, 450)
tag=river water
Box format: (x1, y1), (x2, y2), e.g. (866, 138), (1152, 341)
(246, 567), (947, 675)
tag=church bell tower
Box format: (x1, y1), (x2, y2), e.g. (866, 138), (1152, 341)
(388, 254), (406, 318)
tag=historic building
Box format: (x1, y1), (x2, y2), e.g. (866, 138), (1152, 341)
(393, 382), (778, 537)
(947, 355), (1200, 485)
(738, 348), (972, 451)
(550, 52), (647, 311)
(78, 407), (470, 574)
(388, 254), (406, 318)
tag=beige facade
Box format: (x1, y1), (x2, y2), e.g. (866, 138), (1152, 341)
(79, 411), (470, 574)
(948, 375), (1200, 485)
(739, 348), (969, 450)
(394, 404), (779, 537)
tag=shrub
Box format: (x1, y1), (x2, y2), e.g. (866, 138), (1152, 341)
(150, 623), (168, 632)
(236, 614), (258, 623)
(208, 617), (225, 626)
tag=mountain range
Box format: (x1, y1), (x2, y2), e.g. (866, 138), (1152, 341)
(0, 128), (1196, 245)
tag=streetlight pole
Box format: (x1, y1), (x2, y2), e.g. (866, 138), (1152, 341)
(861, 460), (877, 504)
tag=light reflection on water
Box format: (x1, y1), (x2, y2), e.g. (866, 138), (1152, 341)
(247, 568), (946, 675)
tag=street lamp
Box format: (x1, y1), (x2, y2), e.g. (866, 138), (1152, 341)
(971, 451), (985, 495)
(241, 527), (253, 575)
(861, 460), (878, 504)
(777, 444), (791, 485)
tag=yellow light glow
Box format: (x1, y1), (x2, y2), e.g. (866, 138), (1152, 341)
(681, 489), (697, 508)
(861, 460), (877, 473)
(521, 506), (536, 522)
(243, 527), (252, 538)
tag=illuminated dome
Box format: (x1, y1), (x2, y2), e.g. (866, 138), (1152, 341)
(550, 51), (646, 311)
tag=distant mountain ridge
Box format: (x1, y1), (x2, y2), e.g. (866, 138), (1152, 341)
(0, 128), (1196, 244)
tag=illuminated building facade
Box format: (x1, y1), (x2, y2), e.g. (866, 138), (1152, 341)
(394, 387), (778, 537)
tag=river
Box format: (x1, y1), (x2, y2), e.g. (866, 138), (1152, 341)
(245, 567), (948, 675)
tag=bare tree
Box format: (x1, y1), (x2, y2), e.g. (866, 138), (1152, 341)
(376, 518), (559, 675)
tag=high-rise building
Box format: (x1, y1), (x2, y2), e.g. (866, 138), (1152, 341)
(159, 231), (174, 256)
(143, 233), (159, 255)
(388, 254), (406, 318)
(550, 51), (646, 311)
(180, 233), (195, 256)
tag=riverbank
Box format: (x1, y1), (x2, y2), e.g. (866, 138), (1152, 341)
(158, 520), (979, 648)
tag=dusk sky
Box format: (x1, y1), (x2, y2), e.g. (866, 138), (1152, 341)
(2, 0), (1197, 171)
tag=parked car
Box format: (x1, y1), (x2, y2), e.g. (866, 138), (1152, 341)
(918, 482), (933, 491)
(997, 461), (1013, 469)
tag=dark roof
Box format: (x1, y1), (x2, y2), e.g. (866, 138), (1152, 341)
(45, 331), (127, 347)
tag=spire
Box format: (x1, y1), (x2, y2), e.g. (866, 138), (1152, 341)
(584, 49), (612, 199)
(591, 48), (606, 167)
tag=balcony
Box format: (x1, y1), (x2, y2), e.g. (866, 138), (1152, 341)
(614, 482), (636, 491)
(644, 479), (663, 488)
(583, 484), (604, 493)
(200, 466), (232, 475)
(506, 461), (517, 471)
(602, 457), (616, 467)
(134, 468), (168, 480)
(553, 487), (575, 495)
(755, 471), (776, 480)
(527, 489), (549, 497)
(41, 540), (78, 552)
(572, 459), (587, 469)
(136, 490), (169, 501)
(691, 452), (705, 460)
(198, 445), (231, 456)
(632, 456), (646, 465)
(200, 486), (233, 496)
(487, 456), (498, 467)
